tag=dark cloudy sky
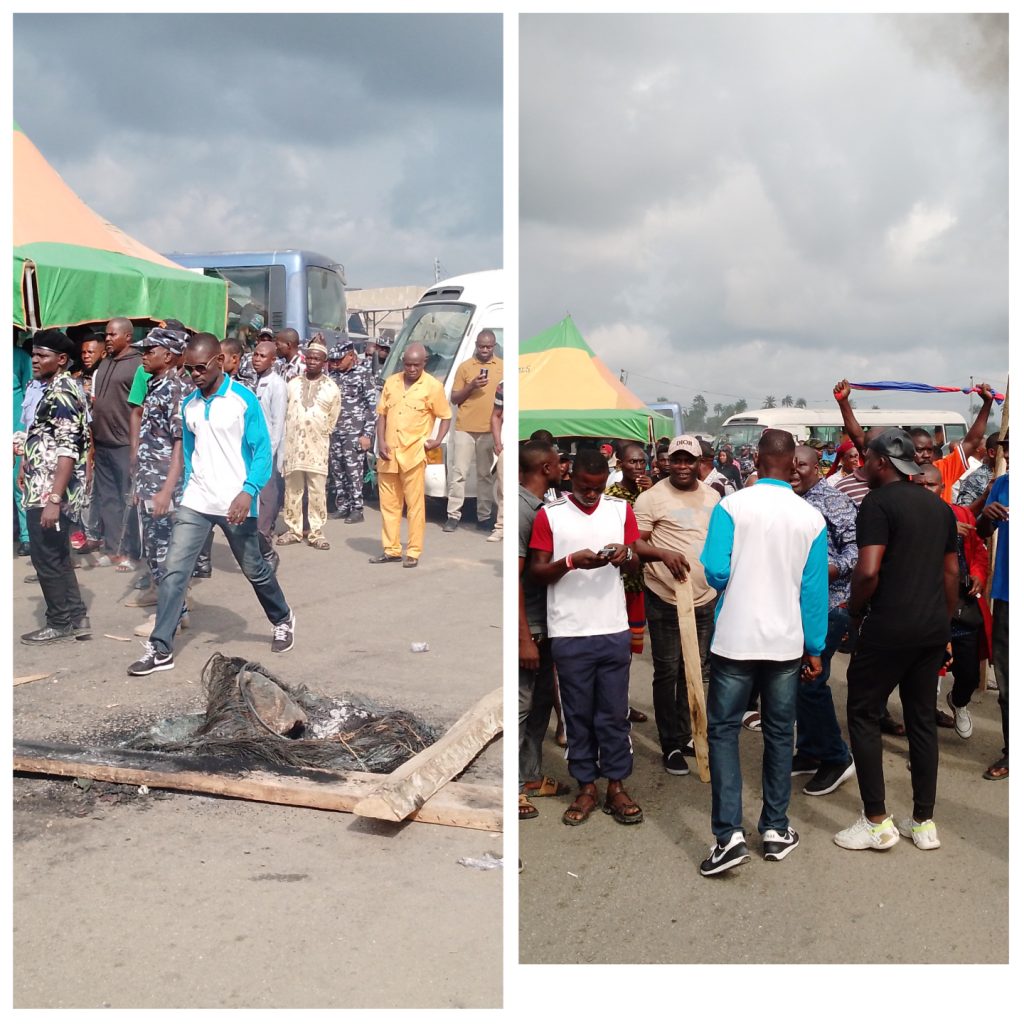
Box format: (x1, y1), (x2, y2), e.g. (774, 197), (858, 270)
(14, 13), (502, 289)
(521, 13), (1008, 415)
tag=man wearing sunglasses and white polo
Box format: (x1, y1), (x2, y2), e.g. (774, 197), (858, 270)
(127, 333), (296, 676)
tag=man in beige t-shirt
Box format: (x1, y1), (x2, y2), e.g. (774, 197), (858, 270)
(444, 330), (502, 532)
(634, 434), (721, 776)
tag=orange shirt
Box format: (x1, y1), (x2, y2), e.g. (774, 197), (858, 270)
(935, 446), (968, 504)
(376, 372), (452, 472)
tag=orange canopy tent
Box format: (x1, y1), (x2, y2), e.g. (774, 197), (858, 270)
(13, 121), (225, 334)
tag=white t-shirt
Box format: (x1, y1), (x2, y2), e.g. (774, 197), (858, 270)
(529, 495), (638, 638)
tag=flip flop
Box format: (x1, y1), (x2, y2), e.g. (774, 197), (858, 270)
(114, 559), (137, 573)
(880, 716), (906, 737)
(983, 756), (1009, 781)
(628, 706), (648, 723)
(523, 775), (570, 798)
(741, 710), (762, 732)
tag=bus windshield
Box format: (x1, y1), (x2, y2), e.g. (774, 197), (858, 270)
(721, 421), (765, 447)
(382, 303), (475, 381)
(204, 266), (270, 336)
(307, 266), (346, 330)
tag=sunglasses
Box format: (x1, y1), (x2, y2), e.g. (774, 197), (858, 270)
(183, 355), (221, 375)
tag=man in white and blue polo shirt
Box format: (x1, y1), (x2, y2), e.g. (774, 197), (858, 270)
(128, 334), (295, 676)
(698, 429), (828, 875)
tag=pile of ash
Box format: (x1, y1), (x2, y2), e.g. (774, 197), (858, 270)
(123, 652), (438, 775)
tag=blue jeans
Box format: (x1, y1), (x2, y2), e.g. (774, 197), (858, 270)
(795, 607), (852, 765)
(708, 653), (800, 843)
(150, 505), (291, 656)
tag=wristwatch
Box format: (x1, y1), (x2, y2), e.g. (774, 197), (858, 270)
(47, 492), (62, 505)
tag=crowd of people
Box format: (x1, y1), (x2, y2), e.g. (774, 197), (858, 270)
(14, 318), (504, 675)
(518, 381), (1008, 874)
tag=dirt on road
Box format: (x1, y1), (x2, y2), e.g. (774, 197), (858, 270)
(13, 501), (503, 1008)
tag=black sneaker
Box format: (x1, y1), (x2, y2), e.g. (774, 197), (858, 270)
(327, 510), (347, 520)
(72, 616), (92, 640)
(442, 517), (460, 533)
(700, 830), (750, 876)
(344, 511), (364, 524)
(762, 827), (800, 861)
(271, 612), (295, 654)
(791, 753), (820, 776)
(663, 749), (690, 776)
(803, 758), (856, 796)
(127, 642), (174, 676)
(20, 625), (76, 645)
(16, 542), (32, 557)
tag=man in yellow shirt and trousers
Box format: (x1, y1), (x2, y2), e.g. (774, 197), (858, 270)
(370, 343), (451, 568)
(443, 330), (502, 533)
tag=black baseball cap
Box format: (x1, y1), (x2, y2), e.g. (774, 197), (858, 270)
(867, 428), (919, 477)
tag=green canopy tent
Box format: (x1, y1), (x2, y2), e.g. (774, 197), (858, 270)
(13, 121), (226, 335)
(519, 316), (670, 442)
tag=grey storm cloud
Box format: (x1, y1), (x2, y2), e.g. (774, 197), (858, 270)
(14, 13), (502, 287)
(521, 13), (1007, 412)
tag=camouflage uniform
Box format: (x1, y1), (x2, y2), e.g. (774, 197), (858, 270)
(327, 354), (378, 517)
(132, 330), (191, 585)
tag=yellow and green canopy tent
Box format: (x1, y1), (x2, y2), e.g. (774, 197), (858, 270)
(519, 316), (670, 442)
(13, 121), (226, 335)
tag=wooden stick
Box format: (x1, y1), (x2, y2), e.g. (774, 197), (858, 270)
(353, 687), (503, 822)
(13, 741), (501, 832)
(675, 577), (710, 782)
(14, 674), (51, 687)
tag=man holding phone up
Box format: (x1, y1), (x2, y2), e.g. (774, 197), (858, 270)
(528, 448), (645, 828)
(444, 330), (502, 532)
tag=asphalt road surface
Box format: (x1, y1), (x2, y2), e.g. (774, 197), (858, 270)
(13, 499), (503, 1009)
(519, 646), (1008, 965)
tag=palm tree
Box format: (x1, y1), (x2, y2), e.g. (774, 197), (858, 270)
(794, 397), (807, 409)
(762, 395), (776, 409)
(781, 395), (794, 407)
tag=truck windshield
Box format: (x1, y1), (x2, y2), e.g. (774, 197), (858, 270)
(307, 267), (346, 330)
(204, 266), (270, 335)
(382, 303), (474, 381)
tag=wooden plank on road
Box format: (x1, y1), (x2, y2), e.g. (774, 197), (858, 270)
(353, 687), (503, 822)
(13, 740), (501, 832)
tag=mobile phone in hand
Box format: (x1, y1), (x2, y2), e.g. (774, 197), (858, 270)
(480, 368), (489, 380)
(599, 545), (616, 557)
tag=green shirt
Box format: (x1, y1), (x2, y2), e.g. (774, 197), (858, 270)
(128, 364), (152, 407)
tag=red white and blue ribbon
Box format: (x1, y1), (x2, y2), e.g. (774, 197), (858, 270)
(847, 381), (1004, 404)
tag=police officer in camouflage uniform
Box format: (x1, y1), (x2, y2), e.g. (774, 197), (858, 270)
(133, 327), (191, 611)
(327, 341), (378, 524)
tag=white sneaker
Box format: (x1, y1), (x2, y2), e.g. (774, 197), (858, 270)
(486, 529), (503, 543)
(834, 814), (900, 851)
(896, 817), (941, 850)
(946, 693), (973, 739)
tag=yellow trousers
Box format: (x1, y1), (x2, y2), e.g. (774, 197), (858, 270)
(377, 463), (426, 559)
(283, 470), (327, 541)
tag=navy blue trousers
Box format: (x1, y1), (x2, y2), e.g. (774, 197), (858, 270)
(551, 631), (633, 784)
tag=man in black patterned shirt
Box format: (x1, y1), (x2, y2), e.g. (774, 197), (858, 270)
(20, 329), (91, 644)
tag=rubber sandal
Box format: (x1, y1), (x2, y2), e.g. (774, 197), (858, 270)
(562, 783), (599, 826)
(519, 793), (539, 820)
(983, 756), (1009, 781)
(523, 775), (570, 798)
(628, 706), (648, 723)
(276, 534), (302, 545)
(603, 781), (643, 825)
(308, 537), (330, 550)
(92, 554), (114, 567)
(741, 710), (762, 732)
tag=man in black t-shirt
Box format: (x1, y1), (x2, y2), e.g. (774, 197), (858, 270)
(835, 429), (959, 854)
